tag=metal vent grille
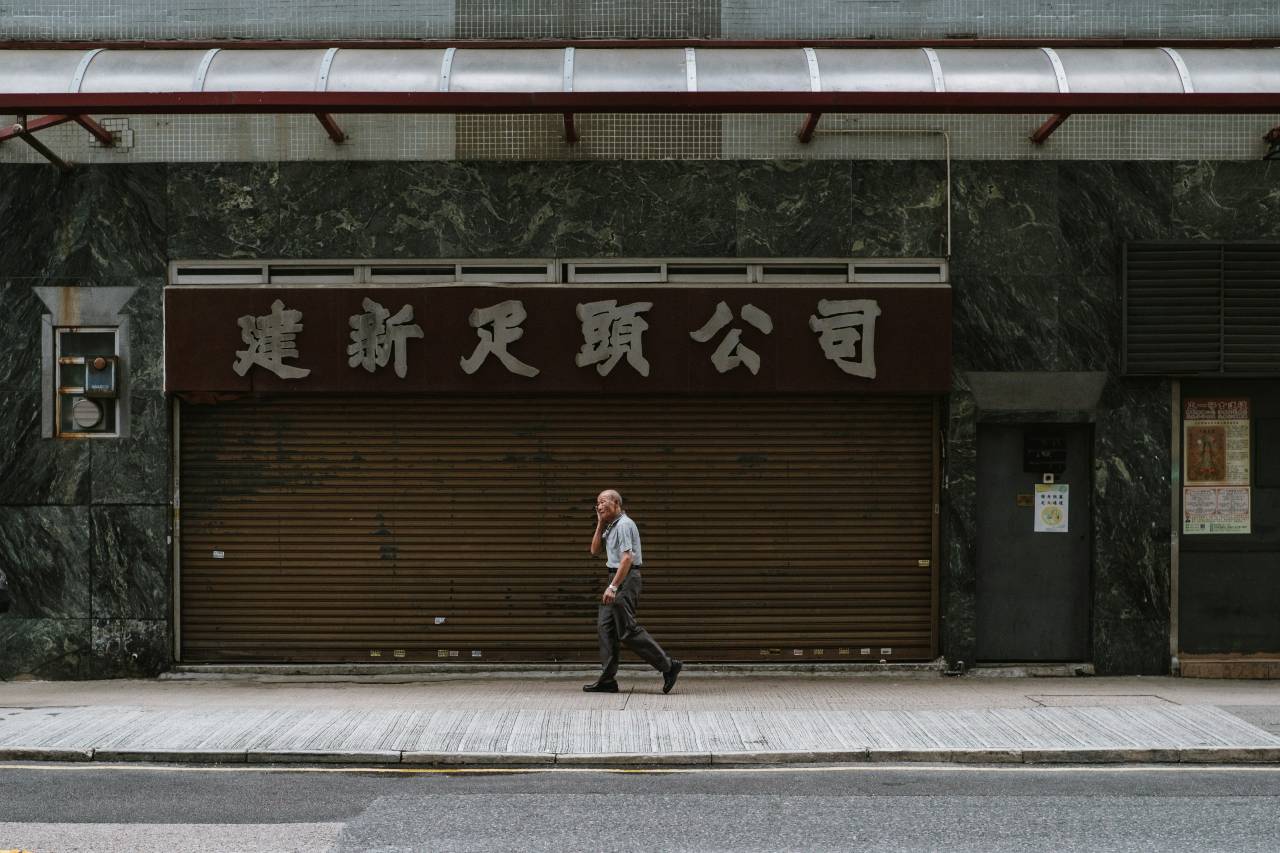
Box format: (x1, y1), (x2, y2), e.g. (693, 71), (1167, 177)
(1224, 244), (1280, 374)
(171, 258), (950, 287)
(1124, 242), (1280, 377)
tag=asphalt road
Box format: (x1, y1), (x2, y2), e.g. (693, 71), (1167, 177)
(1, 763), (1279, 852)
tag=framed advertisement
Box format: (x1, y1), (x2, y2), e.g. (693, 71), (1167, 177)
(1183, 398), (1251, 535)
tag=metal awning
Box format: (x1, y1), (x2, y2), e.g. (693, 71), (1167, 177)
(2, 46), (1278, 113)
(2, 45), (1278, 168)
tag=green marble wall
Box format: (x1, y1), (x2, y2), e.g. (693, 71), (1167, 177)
(2, 159), (1276, 677)
(0, 166), (170, 679)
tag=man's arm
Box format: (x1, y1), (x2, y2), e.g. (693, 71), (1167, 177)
(590, 518), (604, 556)
(603, 551), (632, 604)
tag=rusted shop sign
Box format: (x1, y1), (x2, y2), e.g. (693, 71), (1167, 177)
(165, 286), (951, 394)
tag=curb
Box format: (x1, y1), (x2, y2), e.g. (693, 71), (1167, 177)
(2, 746), (1280, 767)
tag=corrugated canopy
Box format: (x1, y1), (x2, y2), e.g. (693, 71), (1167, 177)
(1, 46), (1279, 113)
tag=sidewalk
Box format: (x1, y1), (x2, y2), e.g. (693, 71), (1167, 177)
(1, 673), (1278, 767)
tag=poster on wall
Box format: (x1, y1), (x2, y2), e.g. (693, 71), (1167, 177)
(1183, 398), (1251, 535)
(1033, 483), (1069, 533)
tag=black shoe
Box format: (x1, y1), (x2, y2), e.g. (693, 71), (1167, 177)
(583, 680), (619, 693)
(662, 660), (683, 694)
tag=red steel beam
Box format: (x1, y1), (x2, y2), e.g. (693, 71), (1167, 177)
(8, 117), (73, 172)
(0, 113), (113, 146)
(1, 91), (1278, 115)
(73, 114), (116, 146)
(314, 112), (346, 143)
(1030, 112), (1071, 144)
(796, 112), (822, 143)
(563, 112), (579, 146)
(0, 113), (76, 143)
(20, 134), (72, 171)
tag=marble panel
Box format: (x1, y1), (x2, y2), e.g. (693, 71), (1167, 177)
(39, 165), (168, 281)
(1092, 378), (1172, 627)
(1057, 162), (1175, 277)
(0, 279), (43, 392)
(1172, 161), (1280, 242)
(940, 372), (978, 666)
(0, 506), (90, 619)
(951, 162), (1068, 282)
(167, 163), (286, 259)
(849, 160), (947, 258)
(0, 618), (91, 680)
(89, 619), (171, 677)
(120, 281), (165, 392)
(298, 161), (567, 259)
(0, 165), (62, 275)
(272, 161), (434, 259)
(90, 505), (169, 621)
(1058, 275), (1121, 373)
(0, 391), (91, 505)
(952, 274), (1060, 372)
(90, 390), (169, 505)
(736, 161), (852, 257)
(550, 161), (740, 258)
(1094, 618), (1169, 676)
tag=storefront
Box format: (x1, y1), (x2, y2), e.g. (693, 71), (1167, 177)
(166, 260), (951, 663)
(3, 20), (1276, 681)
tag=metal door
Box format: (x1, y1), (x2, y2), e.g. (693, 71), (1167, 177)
(976, 424), (1091, 662)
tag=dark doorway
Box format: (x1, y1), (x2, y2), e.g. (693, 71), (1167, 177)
(977, 424), (1092, 662)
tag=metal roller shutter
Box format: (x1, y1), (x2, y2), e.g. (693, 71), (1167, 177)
(179, 395), (939, 663)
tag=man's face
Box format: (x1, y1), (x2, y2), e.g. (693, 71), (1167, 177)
(596, 492), (620, 522)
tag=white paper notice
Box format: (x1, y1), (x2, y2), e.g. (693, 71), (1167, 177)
(1034, 483), (1069, 533)
(1183, 486), (1251, 535)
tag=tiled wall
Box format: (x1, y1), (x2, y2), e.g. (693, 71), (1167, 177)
(0, 112), (1275, 164)
(2, 1), (1273, 40)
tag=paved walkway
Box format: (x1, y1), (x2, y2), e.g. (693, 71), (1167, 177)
(1, 674), (1278, 766)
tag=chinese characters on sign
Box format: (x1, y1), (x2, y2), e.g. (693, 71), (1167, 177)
(1183, 398), (1251, 535)
(575, 299), (653, 377)
(689, 302), (774, 374)
(233, 299), (311, 379)
(460, 300), (539, 378)
(808, 299), (881, 379)
(229, 295), (881, 383)
(347, 298), (424, 378)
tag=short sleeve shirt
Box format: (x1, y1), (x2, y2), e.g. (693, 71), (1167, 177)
(603, 513), (642, 569)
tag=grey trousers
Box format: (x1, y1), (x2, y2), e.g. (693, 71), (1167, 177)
(597, 570), (673, 680)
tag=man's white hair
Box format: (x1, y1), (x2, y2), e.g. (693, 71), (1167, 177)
(600, 489), (623, 507)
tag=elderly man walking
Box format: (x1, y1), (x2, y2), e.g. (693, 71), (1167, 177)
(583, 489), (683, 694)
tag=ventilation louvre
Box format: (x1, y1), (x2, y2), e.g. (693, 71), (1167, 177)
(172, 265), (267, 285)
(170, 258), (951, 287)
(565, 263), (664, 283)
(268, 265), (358, 283)
(458, 263), (555, 282)
(1124, 242), (1280, 377)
